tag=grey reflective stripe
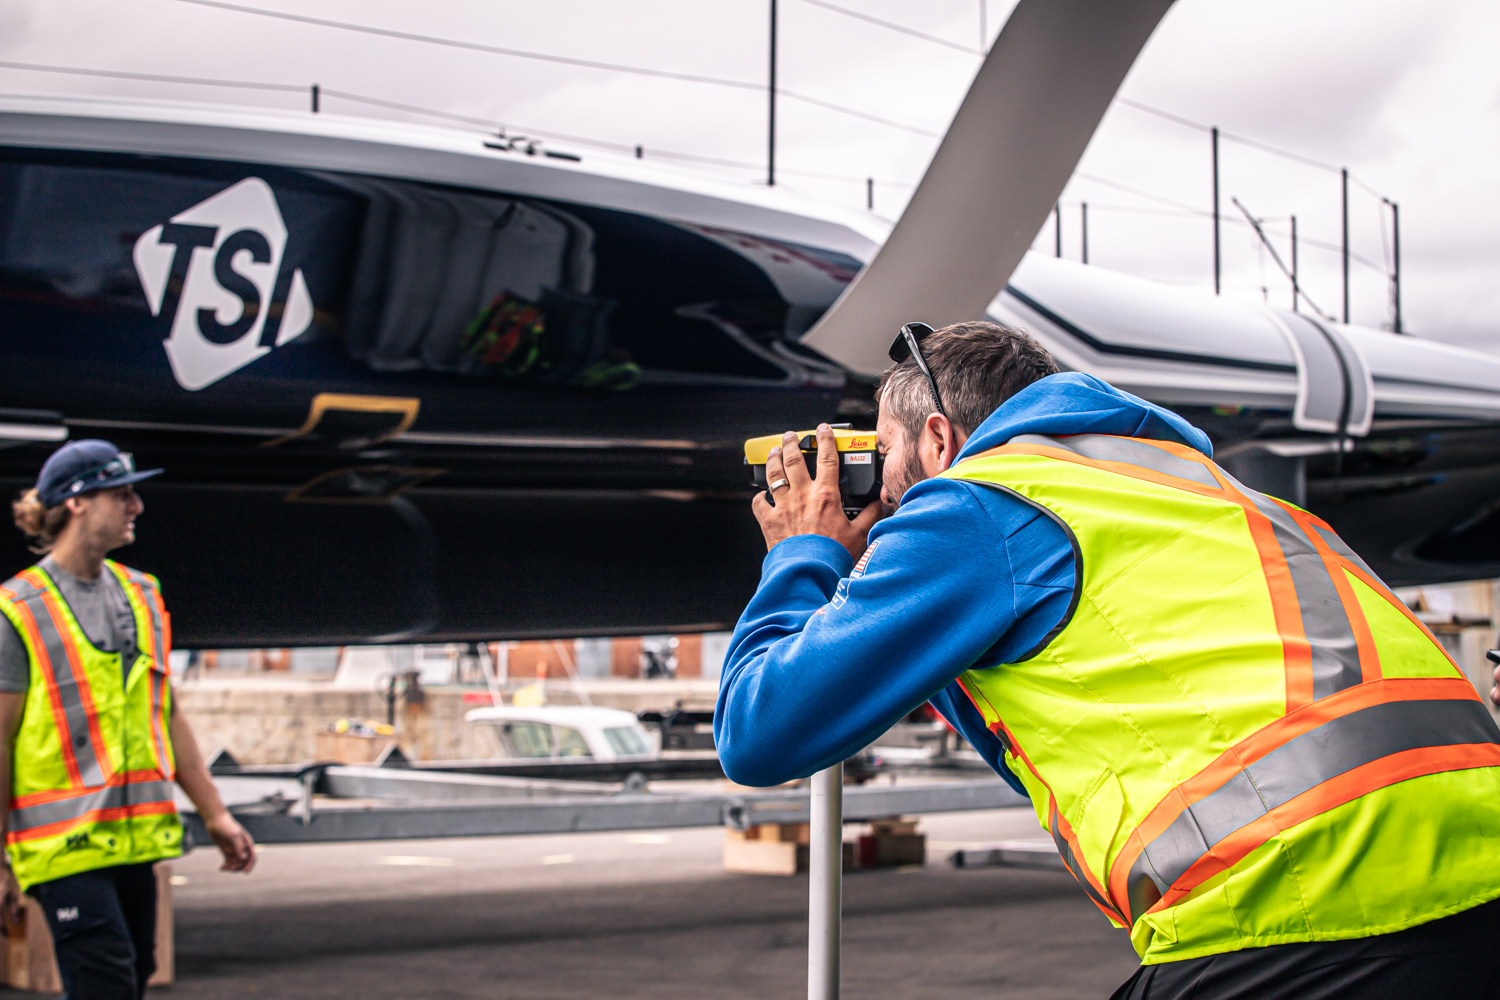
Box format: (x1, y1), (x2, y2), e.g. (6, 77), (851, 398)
(12, 581), (107, 787)
(1049, 798), (1119, 917)
(1127, 698), (1500, 921)
(1237, 486), (1363, 699)
(8, 780), (174, 834)
(1309, 521), (1384, 586)
(1009, 434), (1220, 489)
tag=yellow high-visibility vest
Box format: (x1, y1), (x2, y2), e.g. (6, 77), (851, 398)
(0, 561), (181, 889)
(944, 433), (1500, 964)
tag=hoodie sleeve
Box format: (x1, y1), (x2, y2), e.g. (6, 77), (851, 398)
(714, 478), (1073, 787)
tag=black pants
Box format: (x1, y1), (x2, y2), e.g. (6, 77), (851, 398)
(1111, 895), (1500, 1000)
(29, 862), (158, 1000)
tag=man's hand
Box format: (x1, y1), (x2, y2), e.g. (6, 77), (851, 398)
(752, 424), (884, 560)
(205, 812), (257, 873)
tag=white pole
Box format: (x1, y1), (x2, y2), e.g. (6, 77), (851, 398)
(808, 762), (843, 1000)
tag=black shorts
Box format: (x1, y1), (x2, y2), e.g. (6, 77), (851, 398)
(1111, 896), (1500, 1000)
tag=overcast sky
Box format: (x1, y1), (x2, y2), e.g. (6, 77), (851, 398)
(3, 0), (1498, 350)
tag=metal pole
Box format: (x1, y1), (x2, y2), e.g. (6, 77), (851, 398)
(311, 83), (319, 113)
(768, 0), (777, 187)
(808, 762), (843, 1000)
(1341, 167), (1350, 323)
(1388, 199), (1402, 333)
(1290, 215), (1298, 313)
(1211, 126), (1220, 294)
(1081, 201), (1089, 265)
(1054, 203), (1062, 258)
(867, 178), (873, 211)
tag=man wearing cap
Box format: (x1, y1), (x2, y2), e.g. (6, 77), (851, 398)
(0, 440), (255, 1000)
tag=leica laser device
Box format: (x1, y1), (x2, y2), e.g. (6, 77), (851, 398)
(744, 424), (882, 517)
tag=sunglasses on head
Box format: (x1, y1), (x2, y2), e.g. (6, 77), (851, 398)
(888, 322), (947, 418)
(63, 453), (135, 498)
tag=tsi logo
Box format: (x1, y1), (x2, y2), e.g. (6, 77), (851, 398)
(133, 177), (315, 391)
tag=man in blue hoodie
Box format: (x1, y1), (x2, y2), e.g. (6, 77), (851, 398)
(715, 322), (1500, 999)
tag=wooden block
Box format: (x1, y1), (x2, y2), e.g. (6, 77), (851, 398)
(5, 896), (62, 994)
(869, 819), (919, 836)
(314, 731), (398, 764)
(856, 832), (927, 869)
(723, 833), (857, 876)
(723, 837), (801, 875)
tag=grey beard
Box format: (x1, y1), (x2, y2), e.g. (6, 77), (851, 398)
(888, 447), (929, 507)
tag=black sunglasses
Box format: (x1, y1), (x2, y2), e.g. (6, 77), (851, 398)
(888, 322), (947, 418)
(62, 453), (136, 498)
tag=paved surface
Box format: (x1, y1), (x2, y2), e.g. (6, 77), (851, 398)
(10, 808), (1143, 999)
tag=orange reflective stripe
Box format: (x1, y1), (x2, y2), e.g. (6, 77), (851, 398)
(1212, 474), (1318, 711)
(6, 799), (177, 846)
(34, 588), (113, 783)
(118, 574), (172, 778)
(4, 579), (85, 788)
(1341, 561), (1466, 679)
(1150, 742), (1500, 919)
(1278, 500), (1382, 685)
(1108, 677), (1499, 924)
(971, 440), (1228, 501)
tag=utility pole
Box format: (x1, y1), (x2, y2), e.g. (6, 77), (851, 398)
(1341, 167), (1349, 323)
(310, 83), (319, 113)
(866, 178), (873, 211)
(1081, 202), (1089, 265)
(768, 0), (777, 187)
(1385, 198), (1402, 333)
(1290, 215), (1299, 313)
(1054, 203), (1062, 258)
(1212, 126), (1220, 294)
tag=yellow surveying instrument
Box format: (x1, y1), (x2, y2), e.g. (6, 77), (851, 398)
(744, 424), (882, 517)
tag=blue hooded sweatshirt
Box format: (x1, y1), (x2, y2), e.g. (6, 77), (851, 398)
(714, 372), (1214, 793)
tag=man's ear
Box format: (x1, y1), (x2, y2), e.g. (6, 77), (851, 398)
(921, 413), (960, 475)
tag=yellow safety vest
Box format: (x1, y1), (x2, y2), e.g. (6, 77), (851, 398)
(944, 433), (1500, 964)
(0, 561), (181, 889)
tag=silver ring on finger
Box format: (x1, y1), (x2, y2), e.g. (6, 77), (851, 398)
(768, 478), (789, 492)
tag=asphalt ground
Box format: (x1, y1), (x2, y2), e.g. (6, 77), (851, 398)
(10, 808), (1143, 999)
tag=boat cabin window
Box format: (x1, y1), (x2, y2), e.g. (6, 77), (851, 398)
(495, 721), (554, 759)
(604, 726), (651, 757)
(555, 726), (591, 758)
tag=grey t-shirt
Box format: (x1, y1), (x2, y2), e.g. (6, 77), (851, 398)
(0, 557), (138, 693)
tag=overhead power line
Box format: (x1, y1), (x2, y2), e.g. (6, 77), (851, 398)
(0, 57), (301, 93)
(797, 0), (981, 55)
(169, 0), (940, 137)
(171, 0), (764, 92)
(0, 57), (915, 191)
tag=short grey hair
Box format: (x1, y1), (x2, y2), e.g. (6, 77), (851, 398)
(879, 321), (1060, 445)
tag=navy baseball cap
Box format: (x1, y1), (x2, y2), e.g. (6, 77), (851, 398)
(36, 440), (163, 509)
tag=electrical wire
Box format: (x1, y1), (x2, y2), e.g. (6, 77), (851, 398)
(169, 0), (765, 92)
(0, 58), (302, 93)
(0, 57), (916, 192)
(797, 0), (981, 55)
(169, 0), (941, 137)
